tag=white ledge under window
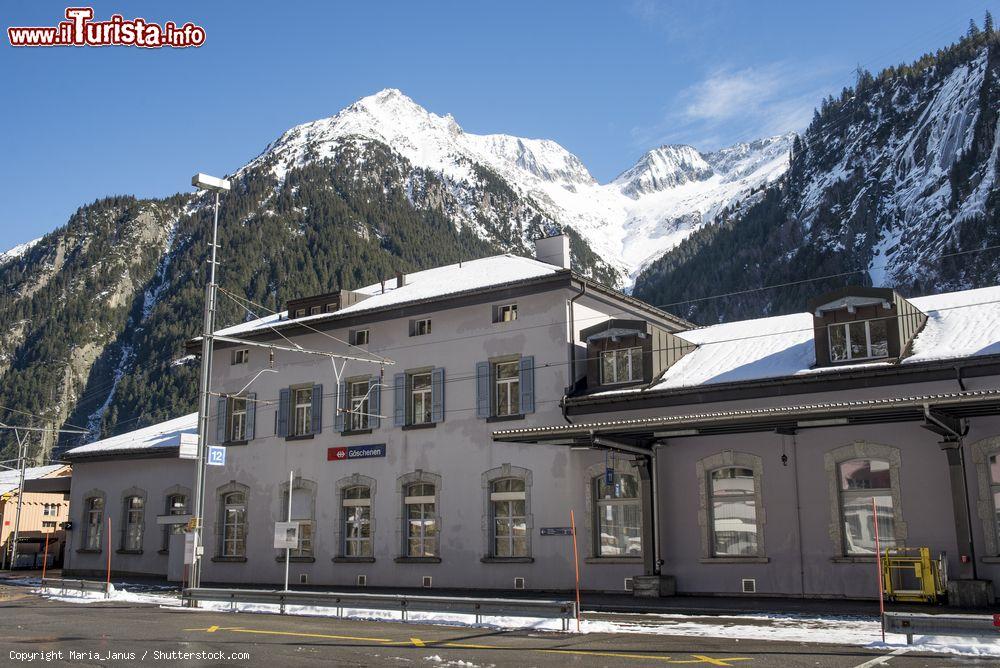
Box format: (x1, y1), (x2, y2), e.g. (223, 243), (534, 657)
(699, 556), (769, 564)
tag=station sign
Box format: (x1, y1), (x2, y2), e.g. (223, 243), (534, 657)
(540, 527), (574, 536)
(207, 445), (226, 466)
(328, 444), (386, 462)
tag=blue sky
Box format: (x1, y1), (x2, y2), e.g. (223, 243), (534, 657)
(1, 0), (992, 249)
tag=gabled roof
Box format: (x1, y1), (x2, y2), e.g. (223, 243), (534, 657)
(64, 413), (198, 459)
(585, 285), (1000, 398)
(0, 464), (69, 496)
(211, 253), (689, 339)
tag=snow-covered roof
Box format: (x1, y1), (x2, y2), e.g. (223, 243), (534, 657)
(600, 285), (1000, 396)
(0, 464), (68, 496)
(65, 413), (198, 458)
(215, 254), (564, 337)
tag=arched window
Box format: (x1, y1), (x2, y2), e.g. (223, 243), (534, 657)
(342, 485), (372, 557)
(709, 467), (758, 557)
(280, 479), (316, 559)
(220, 491), (247, 558)
(121, 494), (145, 552)
(84, 495), (104, 551)
(593, 472), (641, 558)
(490, 478), (527, 558)
(405, 482), (437, 557)
(838, 458), (896, 555)
(161, 492), (188, 551)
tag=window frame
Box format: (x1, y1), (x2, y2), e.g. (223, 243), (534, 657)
(161, 492), (188, 551)
(121, 493), (145, 552)
(220, 490), (248, 558)
(600, 346), (643, 385)
(409, 372), (433, 425)
(291, 386), (313, 437)
(971, 437), (1000, 558)
(838, 458), (896, 556)
(494, 303), (518, 324)
(351, 328), (370, 346)
(708, 467), (760, 558)
(280, 478), (317, 559)
(490, 478), (528, 558)
(348, 379), (371, 431)
(404, 482), (438, 558)
(494, 360), (521, 417)
(83, 494), (105, 551)
(410, 318), (432, 337)
(229, 396), (248, 442)
(827, 318), (890, 363)
(231, 348), (249, 365)
(592, 471), (642, 559)
(342, 485), (373, 558)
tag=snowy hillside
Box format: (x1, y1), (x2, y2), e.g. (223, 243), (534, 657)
(635, 33), (1000, 323)
(242, 89), (792, 284)
(0, 237), (40, 266)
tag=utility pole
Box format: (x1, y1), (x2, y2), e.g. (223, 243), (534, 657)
(188, 173), (231, 592)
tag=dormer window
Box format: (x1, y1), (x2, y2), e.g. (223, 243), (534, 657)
(601, 347), (642, 384)
(828, 319), (889, 362)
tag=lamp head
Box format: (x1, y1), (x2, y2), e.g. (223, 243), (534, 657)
(191, 173), (231, 193)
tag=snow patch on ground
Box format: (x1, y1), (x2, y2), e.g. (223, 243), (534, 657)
(0, 237), (41, 265)
(31, 585), (1000, 658)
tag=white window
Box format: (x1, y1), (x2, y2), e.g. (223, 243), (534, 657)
(990, 454), (1000, 552)
(84, 497), (103, 551)
(411, 319), (432, 337)
(601, 347), (643, 384)
(405, 482), (437, 557)
(294, 308), (306, 318)
(838, 459), (896, 555)
(231, 349), (249, 365)
(42, 503), (57, 516)
(351, 329), (370, 346)
(229, 397), (247, 441)
(342, 486), (372, 557)
(122, 495), (144, 552)
(348, 380), (370, 431)
(410, 373), (432, 425)
(494, 303), (518, 323)
(292, 387), (313, 436)
(709, 468), (759, 557)
(283, 482), (315, 558)
(491, 478), (527, 558)
(42, 521), (56, 529)
(828, 319), (889, 362)
(594, 472), (641, 557)
(220, 491), (247, 558)
(162, 493), (187, 551)
(309, 305), (322, 316)
(495, 361), (520, 417)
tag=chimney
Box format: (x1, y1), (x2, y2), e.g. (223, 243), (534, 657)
(534, 233), (571, 269)
(396, 271), (406, 288)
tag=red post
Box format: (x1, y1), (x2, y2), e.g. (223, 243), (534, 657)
(41, 533), (50, 580)
(105, 516), (112, 598)
(570, 510), (582, 633)
(872, 497), (885, 643)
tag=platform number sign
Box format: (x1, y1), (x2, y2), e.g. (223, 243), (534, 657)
(207, 445), (226, 466)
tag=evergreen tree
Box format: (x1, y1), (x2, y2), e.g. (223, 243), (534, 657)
(985, 10), (995, 34)
(968, 18), (980, 37)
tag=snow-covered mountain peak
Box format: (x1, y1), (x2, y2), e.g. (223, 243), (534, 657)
(614, 144), (714, 197)
(239, 89), (795, 286)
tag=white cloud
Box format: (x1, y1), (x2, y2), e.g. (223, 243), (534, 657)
(633, 61), (839, 150)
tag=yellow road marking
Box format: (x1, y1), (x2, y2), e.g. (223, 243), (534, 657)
(184, 626), (752, 665)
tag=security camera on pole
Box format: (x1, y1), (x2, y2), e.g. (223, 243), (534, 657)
(188, 172), (230, 596)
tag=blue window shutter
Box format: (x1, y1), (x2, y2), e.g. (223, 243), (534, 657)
(393, 373), (406, 427)
(277, 388), (290, 437)
(335, 380), (346, 433)
(475, 362), (490, 418)
(246, 393), (256, 440)
(431, 368), (445, 423)
(311, 384), (323, 434)
(370, 375), (381, 429)
(519, 355), (535, 414)
(216, 397), (228, 443)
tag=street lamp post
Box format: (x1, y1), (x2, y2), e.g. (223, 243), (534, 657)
(189, 172), (230, 593)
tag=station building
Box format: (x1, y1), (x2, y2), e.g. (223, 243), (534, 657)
(64, 237), (1000, 605)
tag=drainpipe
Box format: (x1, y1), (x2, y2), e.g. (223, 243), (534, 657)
(562, 281), (587, 423)
(955, 365), (967, 391)
(651, 441), (665, 575)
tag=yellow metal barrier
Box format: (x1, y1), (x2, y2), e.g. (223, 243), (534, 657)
(880, 547), (946, 603)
